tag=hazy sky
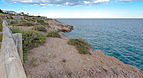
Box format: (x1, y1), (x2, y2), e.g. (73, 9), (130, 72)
(0, 0), (143, 18)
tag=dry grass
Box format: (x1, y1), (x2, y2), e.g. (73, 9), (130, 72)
(68, 38), (91, 54)
(46, 31), (60, 38)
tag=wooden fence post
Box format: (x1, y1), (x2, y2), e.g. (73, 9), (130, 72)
(0, 20), (27, 78)
(13, 33), (23, 63)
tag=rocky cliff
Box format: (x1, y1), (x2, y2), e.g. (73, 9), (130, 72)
(45, 19), (73, 32)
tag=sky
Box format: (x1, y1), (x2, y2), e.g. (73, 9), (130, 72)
(0, 0), (143, 18)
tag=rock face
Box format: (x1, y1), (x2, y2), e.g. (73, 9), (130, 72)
(45, 19), (73, 32)
(24, 37), (143, 78)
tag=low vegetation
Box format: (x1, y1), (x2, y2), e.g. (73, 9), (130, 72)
(111, 68), (118, 75)
(9, 19), (48, 27)
(42, 59), (48, 63)
(33, 25), (47, 32)
(17, 21), (33, 26)
(37, 19), (47, 25)
(53, 55), (57, 59)
(27, 19), (36, 22)
(46, 31), (60, 38)
(9, 21), (17, 25)
(0, 34), (3, 42)
(30, 57), (36, 65)
(68, 38), (91, 54)
(0, 22), (2, 43)
(0, 34), (2, 48)
(11, 28), (22, 33)
(0, 22), (2, 32)
(11, 28), (46, 62)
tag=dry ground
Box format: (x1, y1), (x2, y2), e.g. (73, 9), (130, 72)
(24, 37), (143, 78)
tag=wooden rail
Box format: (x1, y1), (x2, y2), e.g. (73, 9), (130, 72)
(0, 20), (27, 78)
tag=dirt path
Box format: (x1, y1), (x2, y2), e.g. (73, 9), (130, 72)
(24, 37), (143, 78)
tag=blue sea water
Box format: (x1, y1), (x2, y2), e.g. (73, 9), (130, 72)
(57, 18), (143, 71)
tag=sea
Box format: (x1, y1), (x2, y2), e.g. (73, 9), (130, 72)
(57, 18), (143, 71)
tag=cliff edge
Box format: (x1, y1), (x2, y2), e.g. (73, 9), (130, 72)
(24, 37), (143, 78)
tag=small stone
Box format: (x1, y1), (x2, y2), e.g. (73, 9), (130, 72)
(95, 68), (101, 73)
(62, 59), (66, 63)
(87, 57), (90, 61)
(102, 66), (108, 72)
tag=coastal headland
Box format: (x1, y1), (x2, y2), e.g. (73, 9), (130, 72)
(0, 11), (143, 78)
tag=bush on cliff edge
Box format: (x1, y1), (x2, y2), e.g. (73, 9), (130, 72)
(0, 22), (2, 32)
(46, 31), (60, 38)
(68, 38), (91, 54)
(33, 25), (47, 32)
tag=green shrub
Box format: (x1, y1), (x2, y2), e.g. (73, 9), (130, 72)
(8, 13), (15, 16)
(33, 25), (47, 32)
(17, 21), (33, 26)
(11, 28), (46, 62)
(0, 22), (2, 32)
(37, 20), (47, 25)
(27, 19), (36, 22)
(0, 33), (3, 42)
(68, 38), (91, 54)
(9, 21), (17, 25)
(0, 34), (2, 48)
(46, 31), (60, 38)
(11, 28), (22, 33)
(111, 68), (118, 75)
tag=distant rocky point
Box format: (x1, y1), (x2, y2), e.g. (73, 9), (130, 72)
(0, 10), (73, 32)
(45, 19), (73, 32)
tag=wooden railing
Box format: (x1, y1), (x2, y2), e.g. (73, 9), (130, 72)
(0, 20), (27, 78)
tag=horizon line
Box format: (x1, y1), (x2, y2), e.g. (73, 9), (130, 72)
(53, 18), (143, 19)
